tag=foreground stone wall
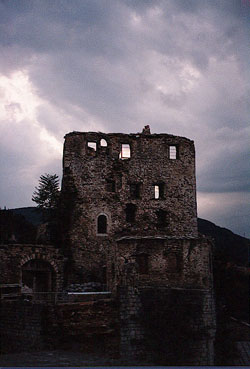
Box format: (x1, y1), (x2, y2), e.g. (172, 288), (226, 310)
(0, 297), (119, 356)
(119, 286), (216, 365)
(0, 301), (44, 353)
(117, 235), (216, 365)
(47, 298), (120, 355)
(141, 287), (216, 365)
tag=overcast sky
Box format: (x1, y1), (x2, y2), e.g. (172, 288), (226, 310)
(0, 0), (249, 237)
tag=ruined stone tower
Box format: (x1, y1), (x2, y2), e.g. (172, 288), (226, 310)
(60, 126), (216, 364)
(61, 127), (199, 284)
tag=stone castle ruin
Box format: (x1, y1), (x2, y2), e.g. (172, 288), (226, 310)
(0, 126), (216, 365)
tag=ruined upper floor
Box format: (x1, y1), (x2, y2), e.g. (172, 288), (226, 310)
(61, 126), (198, 239)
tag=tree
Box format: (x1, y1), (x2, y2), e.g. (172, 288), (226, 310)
(32, 173), (60, 211)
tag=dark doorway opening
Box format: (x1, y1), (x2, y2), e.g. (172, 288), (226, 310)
(97, 214), (107, 234)
(22, 259), (56, 293)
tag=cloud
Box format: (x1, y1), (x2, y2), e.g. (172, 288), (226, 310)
(197, 191), (250, 238)
(0, 0), (249, 237)
(0, 71), (62, 207)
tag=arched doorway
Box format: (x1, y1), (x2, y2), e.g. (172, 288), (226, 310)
(22, 259), (56, 293)
(97, 214), (108, 234)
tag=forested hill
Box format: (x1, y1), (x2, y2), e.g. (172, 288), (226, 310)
(11, 206), (44, 225)
(198, 218), (249, 265)
(1, 207), (249, 266)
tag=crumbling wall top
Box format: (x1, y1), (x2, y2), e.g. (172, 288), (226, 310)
(64, 128), (194, 144)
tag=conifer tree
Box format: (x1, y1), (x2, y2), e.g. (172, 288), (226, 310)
(32, 173), (60, 211)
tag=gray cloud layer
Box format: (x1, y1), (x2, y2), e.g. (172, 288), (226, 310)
(0, 0), (249, 236)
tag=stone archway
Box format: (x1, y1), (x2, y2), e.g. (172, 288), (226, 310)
(21, 259), (56, 293)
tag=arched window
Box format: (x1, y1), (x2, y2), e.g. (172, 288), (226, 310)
(97, 214), (107, 234)
(100, 139), (107, 147)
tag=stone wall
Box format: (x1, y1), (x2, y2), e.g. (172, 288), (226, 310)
(0, 297), (119, 356)
(116, 236), (213, 290)
(119, 286), (145, 359)
(46, 298), (119, 355)
(117, 235), (216, 365)
(0, 300), (44, 353)
(119, 286), (216, 365)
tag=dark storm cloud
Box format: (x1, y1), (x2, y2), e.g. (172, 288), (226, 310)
(0, 0), (128, 56)
(0, 0), (249, 236)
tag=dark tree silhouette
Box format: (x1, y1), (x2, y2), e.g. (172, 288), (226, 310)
(32, 173), (60, 211)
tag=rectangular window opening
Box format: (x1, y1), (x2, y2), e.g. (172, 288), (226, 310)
(87, 142), (97, 151)
(130, 183), (141, 199)
(169, 145), (177, 159)
(156, 209), (167, 228)
(154, 183), (164, 199)
(136, 254), (149, 275)
(125, 203), (136, 223)
(106, 179), (116, 192)
(120, 144), (131, 159)
(154, 185), (160, 199)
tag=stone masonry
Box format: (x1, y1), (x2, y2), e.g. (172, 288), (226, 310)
(60, 127), (198, 288)
(0, 244), (64, 291)
(59, 126), (216, 364)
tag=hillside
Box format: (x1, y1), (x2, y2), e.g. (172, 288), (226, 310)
(198, 218), (249, 265)
(11, 206), (44, 225)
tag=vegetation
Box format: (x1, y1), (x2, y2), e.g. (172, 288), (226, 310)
(32, 174), (60, 211)
(198, 218), (249, 266)
(31, 174), (60, 243)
